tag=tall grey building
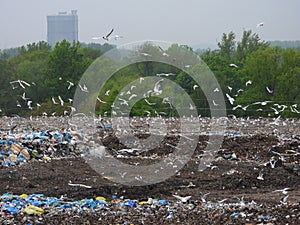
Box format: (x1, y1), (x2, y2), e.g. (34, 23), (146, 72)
(47, 10), (78, 47)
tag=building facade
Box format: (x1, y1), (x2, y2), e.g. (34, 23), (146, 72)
(47, 10), (78, 47)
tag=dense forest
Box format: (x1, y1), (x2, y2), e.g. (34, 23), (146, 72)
(0, 30), (299, 118)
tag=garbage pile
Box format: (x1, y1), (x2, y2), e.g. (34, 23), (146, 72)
(0, 127), (81, 167)
(0, 193), (299, 224)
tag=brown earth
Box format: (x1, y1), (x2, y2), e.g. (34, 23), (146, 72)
(1, 131), (300, 224)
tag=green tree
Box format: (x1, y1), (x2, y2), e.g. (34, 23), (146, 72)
(236, 30), (269, 62)
(217, 31), (236, 61)
(43, 40), (91, 101)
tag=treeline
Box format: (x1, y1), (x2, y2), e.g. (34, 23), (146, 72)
(269, 40), (300, 50)
(0, 30), (299, 118)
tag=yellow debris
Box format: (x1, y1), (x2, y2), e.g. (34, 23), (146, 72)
(20, 194), (28, 199)
(24, 205), (44, 215)
(96, 196), (106, 201)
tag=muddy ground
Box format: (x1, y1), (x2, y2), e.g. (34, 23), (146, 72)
(0, 117), (300, 224)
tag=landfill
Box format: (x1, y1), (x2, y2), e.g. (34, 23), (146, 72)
(0, 116), (299, 224)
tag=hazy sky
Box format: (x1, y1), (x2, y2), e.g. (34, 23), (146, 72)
(1, 0), (300, 49)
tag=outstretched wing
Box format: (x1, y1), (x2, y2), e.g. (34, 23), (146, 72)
(106, 28), (114, 38)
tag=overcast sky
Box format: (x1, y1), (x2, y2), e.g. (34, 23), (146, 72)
(1, 0), (299, 49)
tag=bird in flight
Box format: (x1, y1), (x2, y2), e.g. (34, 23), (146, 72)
(172, 194), (191, 203)
(266, 86), (273, 94)
(10, 79), (31, 89)
(229, 63), (238, 68)
(92, 28), (114, 41)
(67, 80), (74, 90)
(256, 22), (264, 28)
(272, 188), (291, 195)
(156, 73), (176, 77)
(103, 28), (114, 41)
(245, 80), (252, 86)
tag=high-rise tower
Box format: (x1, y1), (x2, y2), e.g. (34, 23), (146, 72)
(47, 10), (78, 47)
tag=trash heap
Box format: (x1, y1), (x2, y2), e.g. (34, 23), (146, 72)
(0, 128), (81, 167)
(0, 193), (299, 224)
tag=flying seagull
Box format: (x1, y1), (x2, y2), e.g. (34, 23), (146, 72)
(103, 28), (114, 41)
(266, 86), (273, 94)
(67, 80), (74, 90)
(226, 93), (235, 105)
(156, 73), (176, 77)
(272, 188), (291, 195)
(10, 79), (31, 89)
(113, 35), (123, 40)
(256, 22), (264, 27)
(51, 97), (58, 105)
(229, 63), (238, 68)
(245, 80), (252, 86)
(172, 195), (191, 203)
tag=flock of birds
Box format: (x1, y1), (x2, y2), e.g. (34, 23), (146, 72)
(172, 186), (290, 206)
(91, 21), (264, 43)
(5, 59), (300, 120)
(2, 22), (299, 120)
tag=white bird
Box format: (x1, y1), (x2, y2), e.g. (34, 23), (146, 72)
(27, 101), (33, 110)
(266, 86), (273, 94)
(58, 95), (64, 106)
(228, 86), (233, 92)
(189, 103), (196, 110)
(226, 93), (235, 105)
(144, 99), (156, 105)
(273, 188), (291, 195)
(68, 181), (92, 189)
(269, 115), (281, 125)
(21, 92), (29, 101)
(118, 98), (129, 106)
(229, 63), (238, 68)
(112, 35), (123, 40)
(232, 105), (249, 111)
(129, 94), (137, 100)
(200, 192), (210, 203)
(213, 87), (220, 92)
(193, 85), (199, 90)
(10, 79), (31, 89)
(252, 101), (273, 106)
(68, 106), (76, 113)
(51, 97), (58, 105)
(270, 107), (279, 115)
(156, 73), (176, 77)
(120, 172), (127, 178)
(140, 52), (152, 57)
(78, 84), (88, 92)
(256, 22), (264, 28)
(97, 97), (107, 104)
(212, 100), (219, 106)
(16, 101), (21, 107)
(153, 79), (164, 95)
(102, 28), (114, 41)
(237, 89), (244, 93)
(172, 195), (191, 203)
(257, 171), (264, 180)
(270, 156), (277, 169)
(105, 90), (111, 96)
(67, 80), (74, 90)
(280, 195), (289, 205)
(139, 77), (144, 83)
(245, 80), (252, 86)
